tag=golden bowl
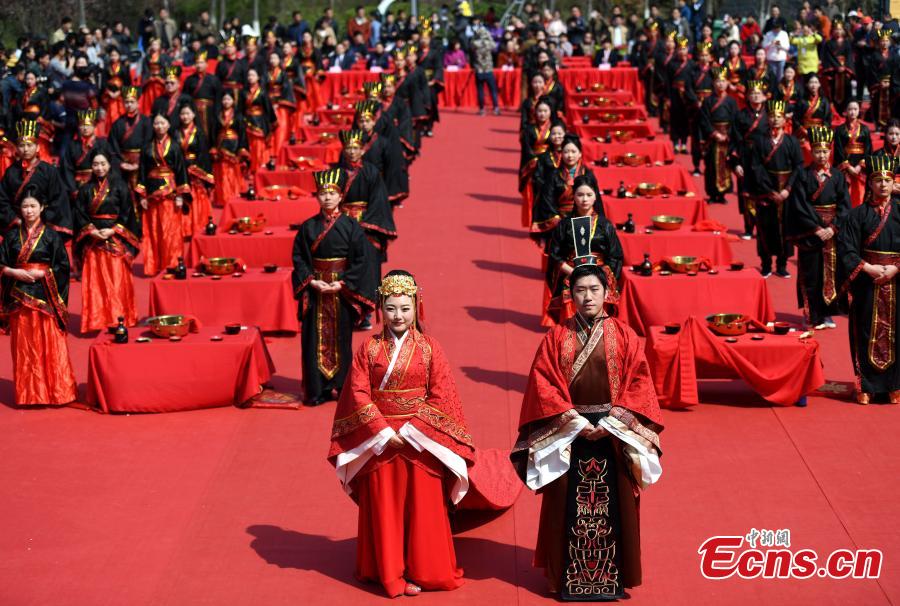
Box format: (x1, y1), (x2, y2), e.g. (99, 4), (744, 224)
(204, 257), (238, 275)
(612, 130), (634, 143)
(600, 112), (622, 123)
(591, 82), (606, 92)
(706, 313), (750, 336)
(670, 255), (701, 273)
(235, 215), (266, 233)
(593, 96), (611, 106)
(620, 152), (646, 167)
(148, 315), (191, 338)
(318, 132), (336, 142)
(636, 182), (664, 196)
(651, 215), (684, 231)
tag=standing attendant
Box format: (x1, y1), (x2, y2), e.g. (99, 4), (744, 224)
(733, 81), (770, 239)
(532, 134), (600, 240)
(183, 52), (222, 140)
(241, 68), (277, 174)
(519, 99), (553, 228)
(134, 113), (191, 275)
(822, 23), (854, 114)
(175, 104), (214, 236)
(785, 126), (850, 330)
(291, 168), (376, 405)
(0, 193), (77, 406)
(328, 270), (474, 598)
(266, 52), (297, 162)
(834, 101), (872, 207)
(210, 91), (249, 207)
(59, 109), (116, 197)
(73, 152), (140, 332)
(838, 156), (900, 404)
(151, 67), (193, 129)
(699, 67), (738, 203)
(512, 261), (663, 599)
(667, 36), (695, 154)
(140, 38), (169, 115)
(100, 46), (132, 130)
(108, 87), (153, 200)
(216, 36), (248, 101)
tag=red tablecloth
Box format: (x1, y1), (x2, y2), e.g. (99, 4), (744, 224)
(562, 56), (593, 68)
(319, 71), (380, 102)
(299, 124), (345, 143)
(277, 141), (343, 167)
(567, 105), (649, 122)
(592, 164), (695, 194)
(255, 168), (320, 195)
(574, 121), (656, 141)
(148, 270), (299, 333)
(440, 68), (522, 108)
(604, 196), (708, 226)
(645, 318), (825, 408)
(618, 230), (733, 266)
(86, 327), (274, 413)
(582, 139), (675, 164)
(617, 267), (775, 336)
(189, 226), (294, 267)
(568, 91), (636, 105)
(220, 198), (319, 227)
(557, 68), (642, 99)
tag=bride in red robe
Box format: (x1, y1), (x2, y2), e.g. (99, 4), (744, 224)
(0, 192), (77, 406)
(328, 270), (475, 598)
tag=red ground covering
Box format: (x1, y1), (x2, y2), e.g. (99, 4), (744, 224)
(0, 111), (898, 605)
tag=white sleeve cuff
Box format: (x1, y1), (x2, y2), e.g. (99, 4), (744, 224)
(525, 415), (591, 491)
(398, 422), (470, 504)
(334, 426), (396, 495)
(597, 417), (663, 489)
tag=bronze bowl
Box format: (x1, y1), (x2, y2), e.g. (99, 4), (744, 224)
(204, 257), (238, 275)
(148, 315), (191, 338)
(234, 215), (266, 233)
(651, 215), (684, 231)
(706, 313), (750, 336)
(670, 255), (701, 273)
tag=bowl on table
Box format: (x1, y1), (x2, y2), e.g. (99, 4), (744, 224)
(264, 264), (278, 273)
(147, 315), (191, 338)
(620, 152), (646, 167)
(234, 215), (267, 233)
(636, 182), (664, 197)
(204, 257), (239, 275)
(773, 322), (791, 335)
(224, 323), (242, 335)
(706, 313), (751, 336)
(651, 215), (684, 231)
(669, 256), (701, 273)
(730, 261), (745, 271)
(664, 323), (681, 335)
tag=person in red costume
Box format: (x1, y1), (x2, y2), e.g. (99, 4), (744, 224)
(511, 255), (664, 600)
(328, 270), (474, 598)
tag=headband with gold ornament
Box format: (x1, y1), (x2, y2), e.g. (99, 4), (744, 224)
(392, 46), (407, 61)
(15, 119), (40, 143)
(363, 80), (383, 99)
(380, 73), (397, 87)
(747, 79), (767, 93)
(355, 100), (379, 120)
(195, 50), (208, 62)
(314, 167), (347, 194)
(666, 30), (678, 41)
(878, 28), (893, 40)
(245, 35), (259, 46)
(867, 155), (897, 180)
(696, 40), (713, 55)
(377, 274), (419, 298)
(676, 35), (689, 49)
(122, 85), (141, 99)
(808, 125), (834, 150)
(712, 66), (728, 82)
(767, 100), (786, 116)
(648, 21), (660, 32)
(224, 35), (238, 47)
(77, 109), (98, 126)
(405, 44), (418, 56)
(339, 129), (365, 148)
(164, 66), (181, 80)
(420, 18), (433, 36)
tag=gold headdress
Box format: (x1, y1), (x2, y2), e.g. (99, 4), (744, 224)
(164, 66), (181, 80)
(245, 35), (259, 46)
(648, 22), (660, 32)
(363, 80), (383, 99)
(666, 30), (678, 41)
(355, 100), (379, 120)
(420, 18), (433, 37)
(867, 155), (896, 180)
(314, 168), (347, 194)
(405, 44), (418, 56)
(77, 109), (98, 126)
(380, 73), (397, 87)
(712, 66), (728, 82)
(339, 129), (365, 148)
(808, 126), (834, 150)
(697, 40), (713, 55)
(878, 28), (893, 40)
(377, 274), (419, 297)
(746, 79), (767, 93)
(767, 100), (786, 116)
(15, 119), (40, 143)
(224, 35), (238, 47)
(195, 50), (208, 62)
(675, 35), (689, 49)
(392, 46), (407, 61)
(122, 85), (141, 100)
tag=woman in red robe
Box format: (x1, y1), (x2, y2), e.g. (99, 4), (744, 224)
(140, 38), (169, 115)
(0, 192), (77, 406)
(99, 45), (131, 136)
(134, 112), (191, 275)
(328, 270), (475, 598)
(175, 104), (214, 236)
(511, 264), (663, 599)
(266, 52), (297, 162)
(16, 71), (55, 163)
(73, 151), (140, 332)
(519, 98), (552, 228)
(241, 68), (277, 174)
(211, 91), (249, 206)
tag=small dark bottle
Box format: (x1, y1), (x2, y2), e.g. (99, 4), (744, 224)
(204, 216), (217, 236)
(266, 158), (276, 171)
(624, 212), (636, 233)
(605, 132), (613, 143)
(617, 181), (627, 199)
(599, 152), (609, 167)
(288, 134), (297, 146)
(174, 256), (187, 280)
(581, 114), (590, 124)
(640, 253), (653, 276)
(247, 184), (256, 200)
(113, 316), (129, 343)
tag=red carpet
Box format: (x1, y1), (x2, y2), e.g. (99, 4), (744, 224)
(1, 110), (898, 605)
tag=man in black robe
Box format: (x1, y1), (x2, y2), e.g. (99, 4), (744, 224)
(292, 168), (376, 405)
(108, 87), (153, 199)
(698, 67), (738, 203)
(785, 126), (851, 330)
(0, 120), (71, 238)
(183, 52), (223, 140)
(689, 42), (714, 176)
(733, 80), (770, 239)
(216, 36), (248, 101)
(666, 36), (695, 154)
(837, 155), (900, 405)
(742, 100), (802, 278)
(151, 67), (194, 131)
(59, 109), (117, 198)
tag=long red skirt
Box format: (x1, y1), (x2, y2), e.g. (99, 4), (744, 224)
(140, 80), (165, 115)
(183, 179), (212, 236)
(847, 170), (865, 207)
(10, 307), (77, 406)
(354, 446), (464, 597)
(213, 159), (244, 207)
(81, 246), (137, 332)
(272, 107), (293, 160)
(248, 132), (269, 175)
(142, 197), (184, 276)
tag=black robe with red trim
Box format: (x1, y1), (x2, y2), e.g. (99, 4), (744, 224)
(0, 160), (72, 237)
(73, 174), (142, 263)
